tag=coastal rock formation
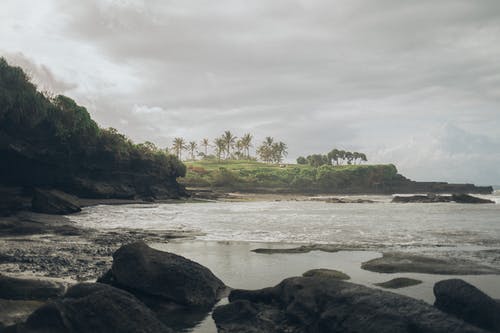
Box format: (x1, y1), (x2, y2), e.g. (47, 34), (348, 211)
(99, 241), (226, 308)
(302, 268), (350, 280)
(6, 283), (172, 333)
(374, 277), (422, 289)
(434, 279), (500, 333)
(0, 58), (187, 216)
(213, 276), (485, 333)
(451, 194), (495, 204)
(392, 194), (494, 204)
(361, 252), (500, 275)
(31, 189), (81, 215)
(0, 275), (65, 301)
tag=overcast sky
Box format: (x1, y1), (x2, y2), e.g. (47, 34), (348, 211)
(1, 0), (499, 185)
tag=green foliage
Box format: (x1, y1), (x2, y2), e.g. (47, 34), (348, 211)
(180, 160), (399, 192)
(0, 57), (185, 183)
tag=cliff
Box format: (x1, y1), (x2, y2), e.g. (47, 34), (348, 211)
(0, 58), (187, 215)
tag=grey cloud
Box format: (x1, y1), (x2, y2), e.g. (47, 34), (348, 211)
(3, 51), (77, 93)
(3, 0), (500, 184)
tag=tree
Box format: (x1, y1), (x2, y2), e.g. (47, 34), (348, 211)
(328, 149), (340, 165)
(257, 137), (274, 163)
(213, 138), (226, 161)
(272, 141), (288, 163)
(235, 139), (244, 159)
(240, 133), (253, 159)
(200, 138), (210, 155)
(221, 130), (237, 159)
(188, 141), (198, 160)
(360, 153), (368, 163)
(296, 156), (307, 164)
(172, 137), (186, 160)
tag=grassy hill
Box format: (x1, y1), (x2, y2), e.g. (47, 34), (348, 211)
(180, 159), (400, 193)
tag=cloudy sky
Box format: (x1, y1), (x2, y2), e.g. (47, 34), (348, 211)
(1, 0), (499, 185)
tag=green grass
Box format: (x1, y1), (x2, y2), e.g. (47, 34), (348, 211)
(180, 159), (399, 193)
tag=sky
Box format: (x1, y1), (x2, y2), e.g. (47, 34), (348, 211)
(1, 0), (499, 185)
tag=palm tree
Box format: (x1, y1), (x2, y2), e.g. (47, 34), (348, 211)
(240, 133), (253, 159)
(257, 137), (274, 163)
(272, 141), (288, 163)
(200, 138), (210, 156)
(221, 131), (237, 159)
(172, 137), (186, 160)
(235, 140), (244, 159)
(214, 138), (226, 161)
(188, 141), (198, 160)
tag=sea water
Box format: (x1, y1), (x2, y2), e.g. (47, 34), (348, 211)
(68, 194), (500, 332)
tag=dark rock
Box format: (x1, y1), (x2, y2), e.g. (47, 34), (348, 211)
(375, 277), (422, 289)
(392, 194), (452, 203)
(0, 274), (65, 301)
(302, 268), (350, 280)
(451, 194), (495, 204)
(0, 187), (30, 216)
(31, 189), (81, 215)
(9, 283), (172, 333)
(361, 252), (500, 275)
(99, 241), (226, 307)
(434, 279), (500, 332)
(0, 299), (44, 328)
(392, 193), (494, 204)
(213, 276), (485, 333)
(311, 197), (376, 203)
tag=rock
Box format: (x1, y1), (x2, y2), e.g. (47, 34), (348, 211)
(213, 276), (485, 333)
(31, 189), (81, 215)
(99, 241), (226, 308)
(451, 194), (495, 204)
(392, 194), (452, 203)
(434, 279), (500, 332)
(311, 197), (376, 203)
(391, 193), (494, 204)
(0, 299), (44, 328)
(302, 268), (350, 280)
(9, 283), (172, 333)
(361, 252), (500, 275)
(0, 187), (29, 216)
(0, 274), (65, 301)
(375, 277), (422, 289)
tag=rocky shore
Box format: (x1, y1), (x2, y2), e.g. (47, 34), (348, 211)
(1, 239), (499, 332)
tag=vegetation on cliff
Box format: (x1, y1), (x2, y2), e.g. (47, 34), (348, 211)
(0, 57), (185, 199)
(180, 159), (399, 193)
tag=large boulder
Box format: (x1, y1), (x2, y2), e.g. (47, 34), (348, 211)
(7, 283), (172, 333)
(213, 276), (486, 333)
(0, 274), (65, 301)
(99, 241), (226, 308)
(31, 189), (81, 215)
(434, 279), (500, 332)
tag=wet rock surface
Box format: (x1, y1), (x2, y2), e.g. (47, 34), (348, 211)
(6, 283), (173, 333)
(302, 268), (350, 280)
(434, 279), (500, 333)
(99, 241), (226, 308)
(361, 252), (500, 275)
(0, 274), (65, 301)
(0, 212), (196, 281)
(392, 193), (494, 204)
(375, 277), (422, 289)
(213, 276), (486, 333)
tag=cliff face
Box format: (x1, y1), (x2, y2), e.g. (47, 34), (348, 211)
(0, 57), (186, 214)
